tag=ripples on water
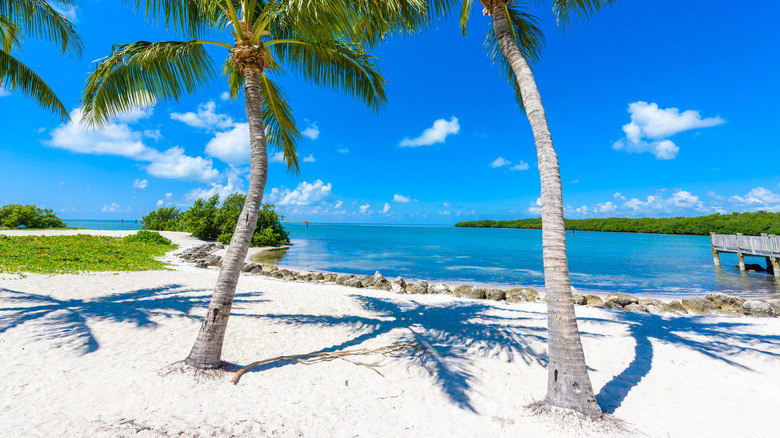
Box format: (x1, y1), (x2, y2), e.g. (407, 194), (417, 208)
(255, 224), (780, 300)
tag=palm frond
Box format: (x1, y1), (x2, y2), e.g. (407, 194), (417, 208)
(0, 48), (69, 120)
(0, 14), (24, 52)
(128, 0), (223, 36)
(548, 0), (617, 30)
(485, 3), (545, 105)
(270, 36), (386, 112)
(81, 40), (216, 127)
(259, 72), (300, 174)
(1, 0), (83, 56)
(459, 0), (474, 36)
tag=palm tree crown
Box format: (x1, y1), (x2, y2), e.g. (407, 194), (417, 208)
(0, 0), (83, 121)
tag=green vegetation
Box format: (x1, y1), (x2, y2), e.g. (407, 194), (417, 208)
(123, 230), (172, 245)
(141, 194), (290, 246)
(0, 204), (67, 229)
(455, 211), (780, 236)
(0, 234), (176, 275)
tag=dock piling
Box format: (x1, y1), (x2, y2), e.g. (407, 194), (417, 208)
(711, 232), (780, 277)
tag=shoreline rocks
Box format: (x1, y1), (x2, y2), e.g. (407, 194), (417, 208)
(178, 244), (780, 319)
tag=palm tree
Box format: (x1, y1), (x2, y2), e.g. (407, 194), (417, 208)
(79, 0), (436, 369)
(0, 0), (83, 120)
(459, 0), (614, 417)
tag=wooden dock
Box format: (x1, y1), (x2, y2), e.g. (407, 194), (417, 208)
(710, 232), (780, 276)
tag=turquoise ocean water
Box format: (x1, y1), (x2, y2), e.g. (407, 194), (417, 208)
(269, 224), (779, 300)
(66, 220), (779, 299)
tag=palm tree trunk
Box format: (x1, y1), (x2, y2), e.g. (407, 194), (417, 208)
(184, 67), (268, 369)
(490, 2), (602, 417)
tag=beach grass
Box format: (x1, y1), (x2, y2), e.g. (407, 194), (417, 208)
(0, 234), (176, 275)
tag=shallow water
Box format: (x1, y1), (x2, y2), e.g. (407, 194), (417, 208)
(257, 224), (780, 300)
(65, 219), (142, 231)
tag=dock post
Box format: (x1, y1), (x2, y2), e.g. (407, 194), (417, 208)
(737, 233), (746, 271)
(710, 232), (720, 267)
(772, 257), (780, 278)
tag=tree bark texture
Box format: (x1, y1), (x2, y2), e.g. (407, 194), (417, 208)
(185, 67), (268, 369)
(490, 2), (602, 417)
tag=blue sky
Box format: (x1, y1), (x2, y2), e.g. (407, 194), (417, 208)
(1, 0), (779, 224)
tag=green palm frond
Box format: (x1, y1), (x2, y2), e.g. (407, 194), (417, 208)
(259, 72), (300, 174)
(128, 0), (212, 36)
(459, 0), (474, 36)
(81, 40), (216, 127)
(0, 14), (24, 52)
(1, 0), (83, 56)
(0, 48), (69, 120)
(485, 3), (545, 105)
(550, 0), (617, 30)
(270, 37), (386, 112)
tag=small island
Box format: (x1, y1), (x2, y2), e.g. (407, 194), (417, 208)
(456, 211), (780, 236)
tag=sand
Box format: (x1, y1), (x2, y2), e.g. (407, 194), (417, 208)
(1, 230), (779, 437)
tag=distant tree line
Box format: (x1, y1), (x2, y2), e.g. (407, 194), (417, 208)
(0, 204), (67, 229)
(455, 211), (780, 236)
(142, 194), (290, 247)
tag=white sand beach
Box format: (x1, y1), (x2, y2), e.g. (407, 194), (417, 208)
(2, 230), (779, 437)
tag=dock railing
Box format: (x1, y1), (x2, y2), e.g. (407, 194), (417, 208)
(710, 232), (780, 276)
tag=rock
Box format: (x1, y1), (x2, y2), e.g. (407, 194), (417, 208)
(241, 262), (261, 273)
(646, 304), (667, 315)
(605, 293), (639, 307)
(453, 285), (486, 300)
(391, 282), (405, 294)
(359, 275), (375, 287)
(277, 269), (293, 277)
(506, 288), (538, 303)
(409, 280), (429, 294)
(373, 278), (393, 291)
(705, 293), (745, 314)
(742, 300), (776, 317)
(313, 273), (325, 281)
(744, 263), (766, 272)
(681, 298), (716, 315)
(324, 273), (337, 282)
(769, 301), (780, 316)
(624, 303), (647, 313)
(486, 288), (506, 301)
(603, 300), (624, 310)
(428, 283), (451, 295)
(335, 274), (353, 285)
(263, 264), (279, 272)
(571, 292), (587, 306)
(666, 300), (688, 314)
(374, 271), (383, 279)
(585, 295), (604, 306)
(639, 298), (665, 308)
(343, 277), (364, 288)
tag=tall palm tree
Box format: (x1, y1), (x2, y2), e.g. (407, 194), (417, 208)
(0, 0), (83, 121)
(459, 0), (614, 417)
(80, 0), (447, 370)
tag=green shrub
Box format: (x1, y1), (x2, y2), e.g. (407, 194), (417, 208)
(141, 194), (289, 247)
(124, 230), (172, 245)
(141, 207), (182, 231)
(0, 204), (67, 229)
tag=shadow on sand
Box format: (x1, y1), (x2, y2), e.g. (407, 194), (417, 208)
(0, 286), (266, 354)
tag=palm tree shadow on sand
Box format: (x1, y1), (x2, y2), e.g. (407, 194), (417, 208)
(589, 311), (780, 414)
(235, 295), (558, 412)
(0, 286), (266, 355)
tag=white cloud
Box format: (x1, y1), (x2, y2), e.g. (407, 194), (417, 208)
(730, 187), (780, 212)
(268, 180), (333, 206)
(102, 202), (130, 213)
(205, 122), (249, 164)
(302, 154), (315, 163)
(156, 192), (174, 208)
(511, 161), (530, 171)
(613, 192), (626, 201)
(186, 166), (245, 201)
(302, 121), (320, 140)
(359, 204), (371, 214)
(393, 194), (412, 203)
(527, 198), (542, 215)
(707, 190), (724, 201)
(613, 101), (724, 160)
(381, 203), (391, 214)
(490, 157), (511, 168)
(334, 200), (343, 209)
(133, 179), (148, 190)
(116, 106), (154, 124)
(269, 151), (285, 163)
(400, 117), (460, 147)
(0, 87), (11, 97)
(143, 129), (162, 141)
(442, 202), (451, 207)
(47, 109), (219, 182)
(171, 101), (234, 130)
(439, 210), (451, 215)
(338, 148), (350, 154)
(51, 3), (78, 22)
(220, 92), (231, 101)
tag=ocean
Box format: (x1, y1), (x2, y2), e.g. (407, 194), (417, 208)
(65, 220), (779, 299)
(257, 223), (780, 300)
